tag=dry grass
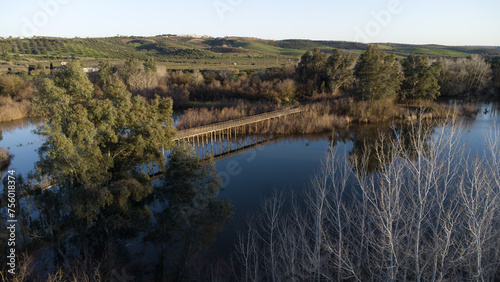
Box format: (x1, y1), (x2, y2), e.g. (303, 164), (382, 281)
(331, 98), (404, 123)
(460, 102), (479, 116)
(331, 98), (465, 123)
(177, 101), (284, 129)
(177, 98), (470, 135)
(263, 109), (348, 134)
(177, 101), (349, 134)
(0, 96), (32, 122)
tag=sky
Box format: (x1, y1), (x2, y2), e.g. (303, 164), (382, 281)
(1, 0), (499, 46)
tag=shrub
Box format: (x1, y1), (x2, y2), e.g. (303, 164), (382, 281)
(0, 75), (33, 99)
(0, 96), (32, 122)
(0, 147), (11, 170)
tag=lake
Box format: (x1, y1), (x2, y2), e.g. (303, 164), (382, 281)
(1, 99), (499, 271)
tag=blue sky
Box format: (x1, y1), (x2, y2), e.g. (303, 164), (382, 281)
(1, 0), (499, 46)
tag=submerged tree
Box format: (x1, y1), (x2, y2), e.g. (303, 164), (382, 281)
(0, 130), (11, 171)
(354, 45), (402, 101)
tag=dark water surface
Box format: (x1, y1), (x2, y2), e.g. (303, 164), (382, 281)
(1, 100), (499, 263)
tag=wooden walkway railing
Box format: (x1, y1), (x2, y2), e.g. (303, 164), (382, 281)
(174, 106), (308, 141)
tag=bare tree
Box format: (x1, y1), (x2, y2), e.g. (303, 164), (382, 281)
(233, 118), (500, 281)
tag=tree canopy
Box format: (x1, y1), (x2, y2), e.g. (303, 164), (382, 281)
(8, 61), (233, 280)
(354, 45), (402, 101)
(32, 62), (175, 229)
(401, 54), (442, 100)
(297, 48), (355, 94)
(297, 48), (328, 92)
(322, 48), (355, 94)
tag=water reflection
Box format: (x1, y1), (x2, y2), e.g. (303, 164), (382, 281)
(331, 121), (434, 175)
(0, 144), (233, 281)
(0, 119), (43, 182)
(147, 145), (233, 280)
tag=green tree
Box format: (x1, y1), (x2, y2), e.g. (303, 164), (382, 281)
(401, 54), (442, 100)
(144, 58), (157, 74)
(354, 45), (402, 101)
(297, 48), (328, 92)
(121, 58), (142, 85)
(0, 41), (10, 55)
(97, 60), (117, 90)
(322, 48), (355, 93)
(32, 62), (175, 262)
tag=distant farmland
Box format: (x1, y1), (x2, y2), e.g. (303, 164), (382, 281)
(0, 35), (499, 73)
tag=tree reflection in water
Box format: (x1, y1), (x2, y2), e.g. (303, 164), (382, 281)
(146, 144), (233, 281)
(0, 144), (233, 281)
(330, 120), (435, 176)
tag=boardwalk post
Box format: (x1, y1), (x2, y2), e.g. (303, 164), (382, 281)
(211, 131), (214, 156)
(214, 131), (217, 155)
(219, 130), (222, 155)
(202, 134), (206, 158)
(195, 134), (200, 156)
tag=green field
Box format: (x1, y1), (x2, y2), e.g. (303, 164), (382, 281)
(0, 35), (498, 73)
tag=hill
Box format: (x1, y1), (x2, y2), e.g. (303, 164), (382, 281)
(0, 35), (499, 73)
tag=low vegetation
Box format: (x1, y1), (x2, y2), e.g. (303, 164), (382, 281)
(0, 75), (34, 122)
(0, 97), (31, 122)
(177, 98), (474, 135)
(177, 101), (284, 129)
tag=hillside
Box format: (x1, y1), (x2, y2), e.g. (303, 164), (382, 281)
(0, 35), (499, 73)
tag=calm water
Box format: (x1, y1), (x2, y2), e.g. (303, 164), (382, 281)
(1, 100), (499, 259)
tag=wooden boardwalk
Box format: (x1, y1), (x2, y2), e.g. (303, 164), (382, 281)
(174, 106), (308, 141)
